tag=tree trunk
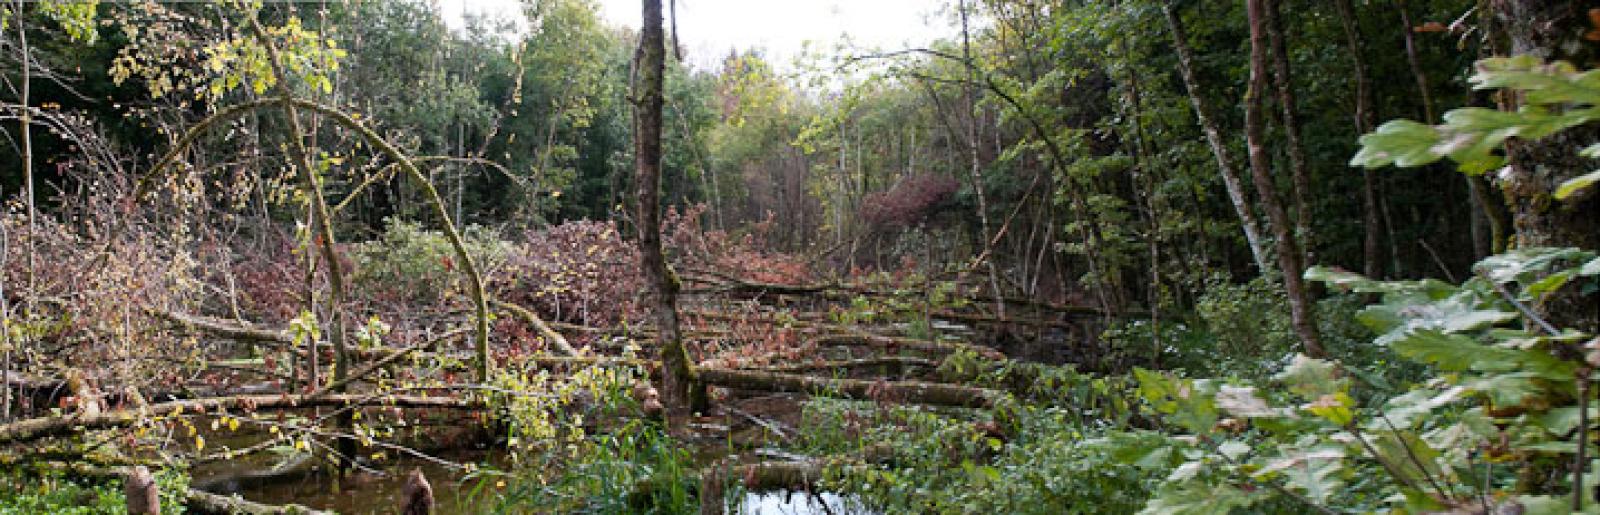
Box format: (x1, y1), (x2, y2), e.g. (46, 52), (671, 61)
(1162, 3), (1273, 274)
(1490, 0), (1600, 250)
(696, 368), (998, 408)
(0, 394), (481, 446)
(636, 0), (702, 418)
(960, 0), (1007, 321)
(1263, 0), (1315, 263)
(1245, 0), (1325, 358)
(1332, 0), (1384, 277)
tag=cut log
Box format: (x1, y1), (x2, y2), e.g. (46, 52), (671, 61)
(696, 368), (998, 409)
(186, 488), (331, 515)
(811, 333), (1005, 361)
(153, 310), (293, 346)
(741, 356), (938, 374)
(493, 300), (580, 356)
(698, 461), (826, 515)
(0, 394), (482, 445)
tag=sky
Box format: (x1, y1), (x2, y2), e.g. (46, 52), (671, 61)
(437, 0), (953, 71)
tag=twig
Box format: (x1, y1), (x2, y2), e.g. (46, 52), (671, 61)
(1416, 238), (1457, 283)
(1482, 272), (1560, 335)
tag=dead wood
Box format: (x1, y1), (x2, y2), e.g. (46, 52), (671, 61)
(0, 394), (482, 446)
(185, 488), (331, 515)
(153, 310), (293, 346)
(493, 300), (580, 356)
(696, 368), (998, 409)
(811, 333), (1005, 361)
(740, 356), (939, 374)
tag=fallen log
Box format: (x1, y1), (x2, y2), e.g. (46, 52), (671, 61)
(0, 394), (483, 445)
(153, 310), (293, 346)
(11, 460), (331, 515)
(696, 368), (998, 409)
(493, 300), (580, 356)
(186, 489), (330, 515)
(697, 460), (828, 515)
(811, 333), (1005, 361)
(741, 356), (938, 374)
(308, 329), (471, 398)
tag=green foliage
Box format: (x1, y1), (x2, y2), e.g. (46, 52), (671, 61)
(1353, 56), (1600, 199)
(796, 398), (1160, 514)
(487, 418), (696, 514)
(0, 469), (188, 515)
(349, 219), (507, 305)
(1129, 248), (1600, 513)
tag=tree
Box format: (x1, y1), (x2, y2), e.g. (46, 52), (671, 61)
(1491, 0), (1600, 250)
(1245, 0), (1323, 357)
(635, 0), (698, 418)
(1162, 3), (1271, 274)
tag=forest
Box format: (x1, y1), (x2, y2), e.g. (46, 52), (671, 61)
(2, 0), (1600, 513)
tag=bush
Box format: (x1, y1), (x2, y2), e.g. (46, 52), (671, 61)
(349, 219), (509, 308)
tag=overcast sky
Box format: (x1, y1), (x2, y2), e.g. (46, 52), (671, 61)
(437, 0), (952, 71)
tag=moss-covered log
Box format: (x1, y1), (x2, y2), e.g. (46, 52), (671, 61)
(697, 368), (998, 408)
(0, 394), (482, 446)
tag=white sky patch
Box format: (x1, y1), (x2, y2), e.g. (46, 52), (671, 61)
(439, 0), (953, 71)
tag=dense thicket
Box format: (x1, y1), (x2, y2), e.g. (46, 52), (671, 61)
(4, 0), (1600, 513)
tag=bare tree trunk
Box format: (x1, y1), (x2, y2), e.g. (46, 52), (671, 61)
(1162, 3), (1272, 274)
(1246, 0), (1325, 358)
(960, 0), (1006, 320)
(1263, 0), (1315, 263)
(247, 16), (355, 470)
(15, 0), (35, 300)
(1332, 0), (1384, 277)
(636, 0), (701, 418)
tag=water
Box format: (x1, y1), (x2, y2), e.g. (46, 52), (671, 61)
(742, 491), (874, 514)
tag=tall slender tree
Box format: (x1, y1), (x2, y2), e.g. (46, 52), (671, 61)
(1162, 3), (1272, 274)
(1262, 0), (1315, 263)
(636, 0), (698, 418)
(1245, 0), (1324, 358)
(1332, 0), (1384, 277)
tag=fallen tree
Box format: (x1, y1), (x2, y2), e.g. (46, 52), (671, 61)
(696, 368), (999, 409)
(0, 394), (483, 446)
(494, 299), (581, 356)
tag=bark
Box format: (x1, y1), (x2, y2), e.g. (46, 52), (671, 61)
(1162, 3), (1273, 274)
(1245, 0), (1325, 357)
(1263, 0), (1316, 262)
(186, 488), (331, 515)
(811, 333), (1005, 361)
(0, 394), (482, 446)
(1332, 0), (1384, 277)
(493, 300), (579, 357)
(1490, 0), (1600, 250)
(155, 310), (293, 346)
(742, 356), (939, 374)
(696, 368), (998, 409)
(16, 0), (35, 299)
(960, 0), (1008, 321)
(636, 0), (702, 418)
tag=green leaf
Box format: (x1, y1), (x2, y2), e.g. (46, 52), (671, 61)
(1273, 354), (1346, 400)
(1352, 120), (1442, 168)
(1390, 330), (1495, 371)
(1556, 170), (1600, 200)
